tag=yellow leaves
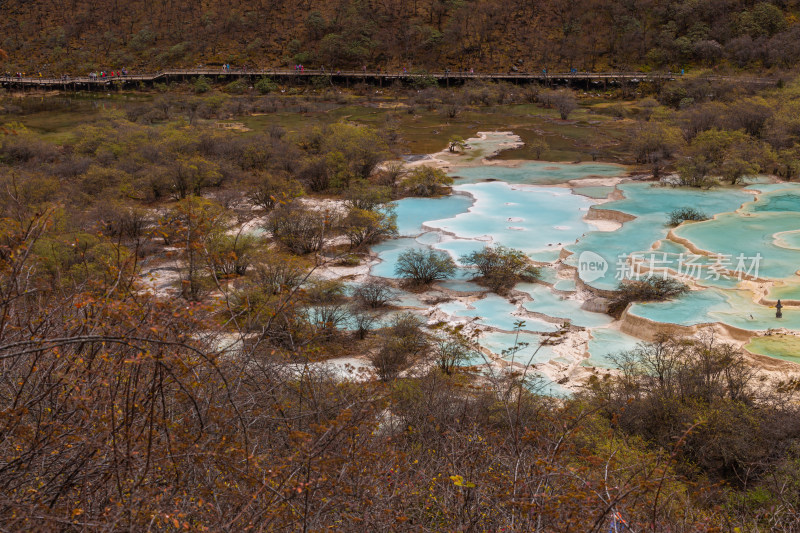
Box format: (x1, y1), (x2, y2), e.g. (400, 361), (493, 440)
(288, 429), (312, 442)
(449, 475), (475, 488)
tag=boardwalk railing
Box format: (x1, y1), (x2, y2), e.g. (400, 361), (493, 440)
(0, 68), (779, 88)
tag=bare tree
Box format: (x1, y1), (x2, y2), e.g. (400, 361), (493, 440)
(541, 88), (578, 119)
(352, 279), (399, 308)
(267, 202), (337, 254)
(395, 249), (456, 285)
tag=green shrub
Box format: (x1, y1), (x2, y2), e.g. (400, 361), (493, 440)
(193, 75), (211, 94)
(404, 166), (453, 197)
(254, 77), (277, 94)
(223, 80), (248, 94)
(460, 245), (539, 293)
(409, 69), (437, 89)
(668, 207), (708, 226)
(608, 276), (689, 318)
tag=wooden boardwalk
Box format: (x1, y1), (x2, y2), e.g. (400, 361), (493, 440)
(0, 68), (779, 89)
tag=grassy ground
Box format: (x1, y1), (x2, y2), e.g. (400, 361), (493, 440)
(229, 100), (632, 162)
(745, 334), (800, 363)
(4, 90), (634, 162)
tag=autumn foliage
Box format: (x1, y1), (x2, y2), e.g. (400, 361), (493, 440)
(2, 0), (800, 73)
(1, 76), (800, 530)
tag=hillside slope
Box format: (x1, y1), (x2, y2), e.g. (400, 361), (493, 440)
(2, 0), (800, 74)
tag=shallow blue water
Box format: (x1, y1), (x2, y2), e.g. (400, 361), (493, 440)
(476, 330), (571, 396)
(573, 186), (615, 199)
(394, 290), (430, 308)
(364, 151), (800, 379)
(751, 193), (800, 213)
(553, 279), (577, 292)
(437, 279), (486, 292)
(452, 161), (625, 185)
(768, 281), (800, 301)
(434, 239), (487, 264)
(629, 288), (800, 331)
(425, 182), (595, 255)
(566, 184), (753, 290)
(517, 283), (613, 328)
(674, 211), (800, 280)
(370, 238), (431, 278)
(392, 194), (474, 236)
(537, 267), (561, 285)
(584, 329), (642, 369)
(438, 294), (560, 332)
(474, 331), (555, 365)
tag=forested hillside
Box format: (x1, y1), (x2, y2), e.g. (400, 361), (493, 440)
(3, 0), (800, 73)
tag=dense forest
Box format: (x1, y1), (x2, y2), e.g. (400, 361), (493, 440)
(3, 0), (800, 73)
